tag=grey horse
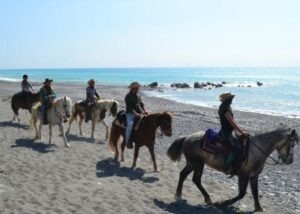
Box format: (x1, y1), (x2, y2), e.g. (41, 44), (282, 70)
(167, 127), (299, 212)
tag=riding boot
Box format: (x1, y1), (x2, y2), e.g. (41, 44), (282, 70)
(43, 110), (48, 125)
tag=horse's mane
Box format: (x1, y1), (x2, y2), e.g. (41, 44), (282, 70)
(253, 126), (289, 141)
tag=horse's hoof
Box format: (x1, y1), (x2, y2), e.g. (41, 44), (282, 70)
(65, 144), (70, 148)
(175, 194), (182, 201)
(254, 207), (264, 212)
(120, 158), (125, 162)
(153, 168), (160, 173)
(205, 198), (213, 205)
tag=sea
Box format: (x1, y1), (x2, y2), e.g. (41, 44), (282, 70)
(1, 67), (299, 118)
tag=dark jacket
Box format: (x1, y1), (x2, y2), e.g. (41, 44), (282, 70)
(125, 91), (144, 114)
(218, 103), (234, 138)
(39, 87), (56, 104)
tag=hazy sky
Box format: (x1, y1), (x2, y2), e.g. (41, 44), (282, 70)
(0, 0), (299, 68)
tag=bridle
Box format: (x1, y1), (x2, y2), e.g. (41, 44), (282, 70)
(252, 133), (296, 165)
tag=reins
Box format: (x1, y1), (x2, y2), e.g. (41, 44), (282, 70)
(251, 140), (282, 165)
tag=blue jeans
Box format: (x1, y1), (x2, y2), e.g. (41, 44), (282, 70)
(125, 113), (135, 144)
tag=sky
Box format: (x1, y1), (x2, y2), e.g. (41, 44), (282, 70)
(0, 0), (299, 68)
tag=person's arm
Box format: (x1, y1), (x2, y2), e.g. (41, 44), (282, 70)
(29, 83), (34, 92)
(39, 88), (46, 101)
(95, 90), (100, 99)
(140, 100), (148, 115)
(225, 111), (244, 134)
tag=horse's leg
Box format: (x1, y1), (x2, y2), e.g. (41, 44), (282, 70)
(59, 123), (70, 148)
(220, 175), (249, 206)
(79, 116), (84, 136)
(132, 145), (140, 169)
(147, 144), (159, 172)
(175, 164), (193, 200)
(34, 119), (39, 139)
(38, 120), (42, 139)
(100, 120), (109, 140)
(192, 163), (212, 205)
(48, 123), (53, 145)
(250, 175), (263, 212)
(120, 138), (126, 162)
(66, 116), (74, 135)
(91, 118), (96, 140)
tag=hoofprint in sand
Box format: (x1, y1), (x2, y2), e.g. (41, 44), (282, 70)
(0, 81), (299, 214)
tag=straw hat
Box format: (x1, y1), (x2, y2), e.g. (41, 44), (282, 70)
(128, 82), (141, 89)
(88, 79), (95, 85)
(43, 78), (53, 84)
(219, 92), (235, 102)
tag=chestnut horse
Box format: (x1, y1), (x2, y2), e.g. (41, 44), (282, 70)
(109, 112), (172, 172)
(11, 92), (40, 122)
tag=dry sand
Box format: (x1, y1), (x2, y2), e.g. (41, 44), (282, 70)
(0, 81), (299, 214)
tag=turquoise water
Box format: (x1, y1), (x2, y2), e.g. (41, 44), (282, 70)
(0, 67), (299, 118)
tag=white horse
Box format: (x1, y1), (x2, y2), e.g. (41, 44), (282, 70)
(30, 97), (72, 147)
(66, 99), (118, 140)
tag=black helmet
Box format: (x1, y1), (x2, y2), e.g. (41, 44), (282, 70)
(23, 74), (28, 79)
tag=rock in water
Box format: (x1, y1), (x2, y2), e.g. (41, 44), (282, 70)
(148, 82), (158, 87)
(257, 81), (263, 87)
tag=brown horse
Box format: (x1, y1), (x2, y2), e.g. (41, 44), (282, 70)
(109, 112), (172, 172)
(167, 127), (299, 212)
(11, 91), (40, 122)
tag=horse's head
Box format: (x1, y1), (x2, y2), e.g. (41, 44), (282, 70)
(109, 100), (118, 117)
(58, 96), (72, 118)
(156, 112), (172, 137)
(276, 129), (299, 164)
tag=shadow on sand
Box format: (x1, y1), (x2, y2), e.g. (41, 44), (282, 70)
(0, 121), (29, 129)
(154, 199), (254, 214)
(66, 134), (106, 145)
(96, 158), (159, 183)
(11, 138), (55, 154)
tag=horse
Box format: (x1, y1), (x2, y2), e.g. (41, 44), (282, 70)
(30, 97), (72, 147)
(167, 127), (299, 212)
(109, 112), (173, 172)
(66, 99), (118, 140)
(11, 91), (40, 122)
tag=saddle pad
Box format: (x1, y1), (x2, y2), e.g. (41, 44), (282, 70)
(32, 102), (41, 111)
(202, 128), (228, 155)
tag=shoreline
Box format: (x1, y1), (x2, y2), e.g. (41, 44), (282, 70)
(2, 79), (300, 120)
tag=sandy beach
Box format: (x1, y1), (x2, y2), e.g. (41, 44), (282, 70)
(0, 80), (299, 214)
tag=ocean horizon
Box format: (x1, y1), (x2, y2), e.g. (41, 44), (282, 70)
(1, 67), (300, 118)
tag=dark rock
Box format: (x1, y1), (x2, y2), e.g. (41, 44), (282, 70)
(194, 82), (203, 89)
(257, 81), (263, 87)
(216, 84), (223, 88)
(201, 83), (207, 87)
(148, 82), (158, 87)
(207, 82), (213, 85)
(222, 81), (227, 84)
(247, 85), (252, 88)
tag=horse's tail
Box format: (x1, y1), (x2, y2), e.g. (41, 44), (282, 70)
(109, 121), (120, 153)
(167, 136), (186, 162)
(29, 110), (36, 132)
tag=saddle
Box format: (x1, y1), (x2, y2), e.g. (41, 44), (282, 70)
(114, 110), (142, 130)
(202, 128), (249, 161)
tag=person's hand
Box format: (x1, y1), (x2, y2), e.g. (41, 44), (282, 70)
(242, 131), (250, 138)
(144, 111), (149, 116)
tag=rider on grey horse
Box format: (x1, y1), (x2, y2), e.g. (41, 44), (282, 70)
(125, 82), (148, 149)
(218, 93), (249, 175)
(85, 79), (100, 122)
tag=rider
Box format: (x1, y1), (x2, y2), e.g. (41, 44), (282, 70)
(218, 93), (248, 175)
(85, 79), (100, 122)
(22, 74), (34, 93)
(125, 82), (148, 149)
(39, 78), (56, 125)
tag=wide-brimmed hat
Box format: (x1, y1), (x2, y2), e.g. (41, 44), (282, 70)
(88, 79), (95, 85)
(128, 82), (141, 89)
(43, 78), (53, 84)
(219, 92), (235, 102)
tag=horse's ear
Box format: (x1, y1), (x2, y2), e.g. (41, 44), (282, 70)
(64, 96), (66, 101)
(291, 129), (296, 136)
